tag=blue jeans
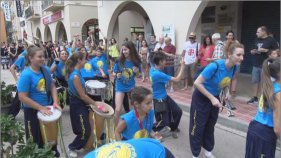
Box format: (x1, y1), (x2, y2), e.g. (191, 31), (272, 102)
(251, 66), (262, 84)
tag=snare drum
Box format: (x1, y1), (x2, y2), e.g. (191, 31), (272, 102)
(37, 106), (62, 146)
(85, 80), (106, 96)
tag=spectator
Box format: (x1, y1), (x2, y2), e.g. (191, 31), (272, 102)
(181, 32), (200, 90)
(108, 38), (120, 71)
(211, 33), (224, 60)
(154, 35), (166, 51)
(163, 37), (176, 92)
(148, 34), (158, 66)
(139, 40), (149, 82)
(247, 26), (279, 104)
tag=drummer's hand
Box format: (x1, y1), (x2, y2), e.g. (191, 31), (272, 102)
(210, 97), (222, 108)
(116, 73), (122, 78)
(102, 73), (107, 78)
(53, 103), (62, 111)
(39, 107), (53, 116)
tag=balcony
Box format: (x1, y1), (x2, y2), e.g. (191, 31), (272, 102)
(42, 0), (64, 12)
(25, 6), (41, 21)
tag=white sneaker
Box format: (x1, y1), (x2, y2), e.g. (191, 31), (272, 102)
(68, 149), (78, 158)
(204, 153), (216, 158)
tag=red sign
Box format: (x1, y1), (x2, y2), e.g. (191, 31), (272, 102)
(42, 11), (63, 25)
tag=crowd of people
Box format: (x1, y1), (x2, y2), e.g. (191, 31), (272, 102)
(1, 25), (280, 158)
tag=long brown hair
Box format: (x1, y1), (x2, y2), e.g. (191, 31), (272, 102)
(65, 51), (84, 79)
(119, 41), (141, 68)
(261, 58), (280, 110)
(25, 45), (43, 66)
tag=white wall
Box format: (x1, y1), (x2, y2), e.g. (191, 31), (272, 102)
(98, 1), (202, 55)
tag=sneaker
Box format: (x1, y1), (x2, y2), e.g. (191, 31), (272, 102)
(170, 87), (174, 93)
(247, 96), (258, 104)
(172, 132), (178, 139)
(68, 149), (78, 158)
(204, 153), (216, 158)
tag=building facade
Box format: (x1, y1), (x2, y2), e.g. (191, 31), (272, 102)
(98, 1), (280, 74)
(24, 0), (98, 44)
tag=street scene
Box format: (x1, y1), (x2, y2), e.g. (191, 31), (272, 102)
(1, 1), (280, 158)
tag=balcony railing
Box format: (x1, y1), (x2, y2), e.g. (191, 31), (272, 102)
(42, 0), (64, 12)
(25, 6), (41, 21)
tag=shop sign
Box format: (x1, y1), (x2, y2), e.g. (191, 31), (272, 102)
(162, 24), (175, 45)
(130, 27), (144, 33)
(43, 11), (63, 25)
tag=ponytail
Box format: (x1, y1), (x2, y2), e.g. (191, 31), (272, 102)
(65, 52), (84, 79)
(261, 58), (280, 110)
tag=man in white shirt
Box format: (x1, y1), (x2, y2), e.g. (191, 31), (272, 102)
(181, 32), (200, 90)
(154, 35), (166, 51)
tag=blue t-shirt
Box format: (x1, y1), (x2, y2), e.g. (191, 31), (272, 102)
(113, 59), (137, 92)
(255, 82), (281, 127)
(68, 69), (85, 97)
(67, 47), (78, 57)
(84, 138), (165, 158)
(91, 54), (109, 77)
(14, 55), (26, 72)
(17, 66), (52, 108)
(51, 61), (65, 80)
(80, 61), (95, 79)
(20, 50), (27, 57)
(201, 60), (237, 96)
(121, 109), (154, 140)
(149, 67), (172, 99)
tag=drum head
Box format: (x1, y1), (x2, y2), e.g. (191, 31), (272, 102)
(37, 106), (62, 122)
(90, 102), (114, 118)
(86, 80), (106, 89)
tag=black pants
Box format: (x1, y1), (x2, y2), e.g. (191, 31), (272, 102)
(68, 96), (92, 150)
(8, 91), (21, 118)
(189, 89), (219, 157)
(165, 147), (175, 158)
(153, 95), (182, 131)
(245, 120), (277, 158)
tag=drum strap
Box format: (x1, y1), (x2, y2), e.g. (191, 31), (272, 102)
(40, 66), (52, 104)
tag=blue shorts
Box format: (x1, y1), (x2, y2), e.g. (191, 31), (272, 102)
(251, 66), (261, 84)
(164, 66), (175, 77)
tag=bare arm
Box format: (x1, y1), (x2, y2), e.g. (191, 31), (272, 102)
(181, 50), (186, 57)
(10, 64), (18, 82)
(273, 92), (281, 138)
(194, 75), (222, 108)
(50, 65), (57, 73)
(73, 75), (98, 107)
(18, 92), (52, 115)
(114, 120), (127, 141)
(171, 59), (185, 82)
(51, 82), (61, 110)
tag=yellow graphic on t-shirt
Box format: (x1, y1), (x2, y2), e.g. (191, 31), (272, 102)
(122, 68), (133, 79)
(219, 77), (231, 88)
(97, 61), (104, 68)
(258, 95), (264, 111)
(62, 68), (65, 76)
(96, 142), (137, 158)
(133, 129), (149, 139)
(84, 63), (92, 72)
(37, 78), (46, 92)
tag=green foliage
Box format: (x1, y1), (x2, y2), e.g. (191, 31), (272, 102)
(14, 138), (56, 158)
(1, 81), (16, 105)
(0, 114), (25, 157)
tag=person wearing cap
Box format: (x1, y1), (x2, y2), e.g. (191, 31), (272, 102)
(181, 32), (200, 90)
(211, 33), (225, 60)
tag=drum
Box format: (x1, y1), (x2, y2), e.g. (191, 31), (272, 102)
(90, 102), (115, 146)
(37, 106), (62, 146)
(83, 110), (95, 150)
(85, 80), (106, 96)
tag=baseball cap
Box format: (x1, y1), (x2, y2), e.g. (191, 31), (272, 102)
(189, 32), (196, 38)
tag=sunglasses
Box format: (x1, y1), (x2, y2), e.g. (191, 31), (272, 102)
(189, 37), (195, 40)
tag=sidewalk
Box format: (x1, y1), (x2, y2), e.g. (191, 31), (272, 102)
(134, 76), (256, 133)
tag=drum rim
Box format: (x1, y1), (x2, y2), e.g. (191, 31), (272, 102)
(90, 102), (114, 118)
(37, 106), (62, 122)
(85, 80), (106, 88)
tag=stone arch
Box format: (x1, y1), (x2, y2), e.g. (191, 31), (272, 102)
(35, 27), (42, 42)
(55, 21), (67, 43)
(81, 18), (99, 44)
(44, 25), (52, 42)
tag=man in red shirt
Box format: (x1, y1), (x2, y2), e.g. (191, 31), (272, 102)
(163, 37), (176, 92)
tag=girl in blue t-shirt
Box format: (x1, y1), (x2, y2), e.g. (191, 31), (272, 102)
(245, 58), (281, 158)
(149, 51), (185, 138)
(115, 86), (162, 141)
(189, 43), (244, 158)
(79, 47), (95, 81)
(91, 47), (109, 80)
(50, 50), (68, 87)
(65, 52), (104, 157)
(17, 45), (62, 157)
(113, 41), (141, 125)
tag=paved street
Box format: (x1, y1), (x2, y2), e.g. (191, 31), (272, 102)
(1, 69), (280, 158)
